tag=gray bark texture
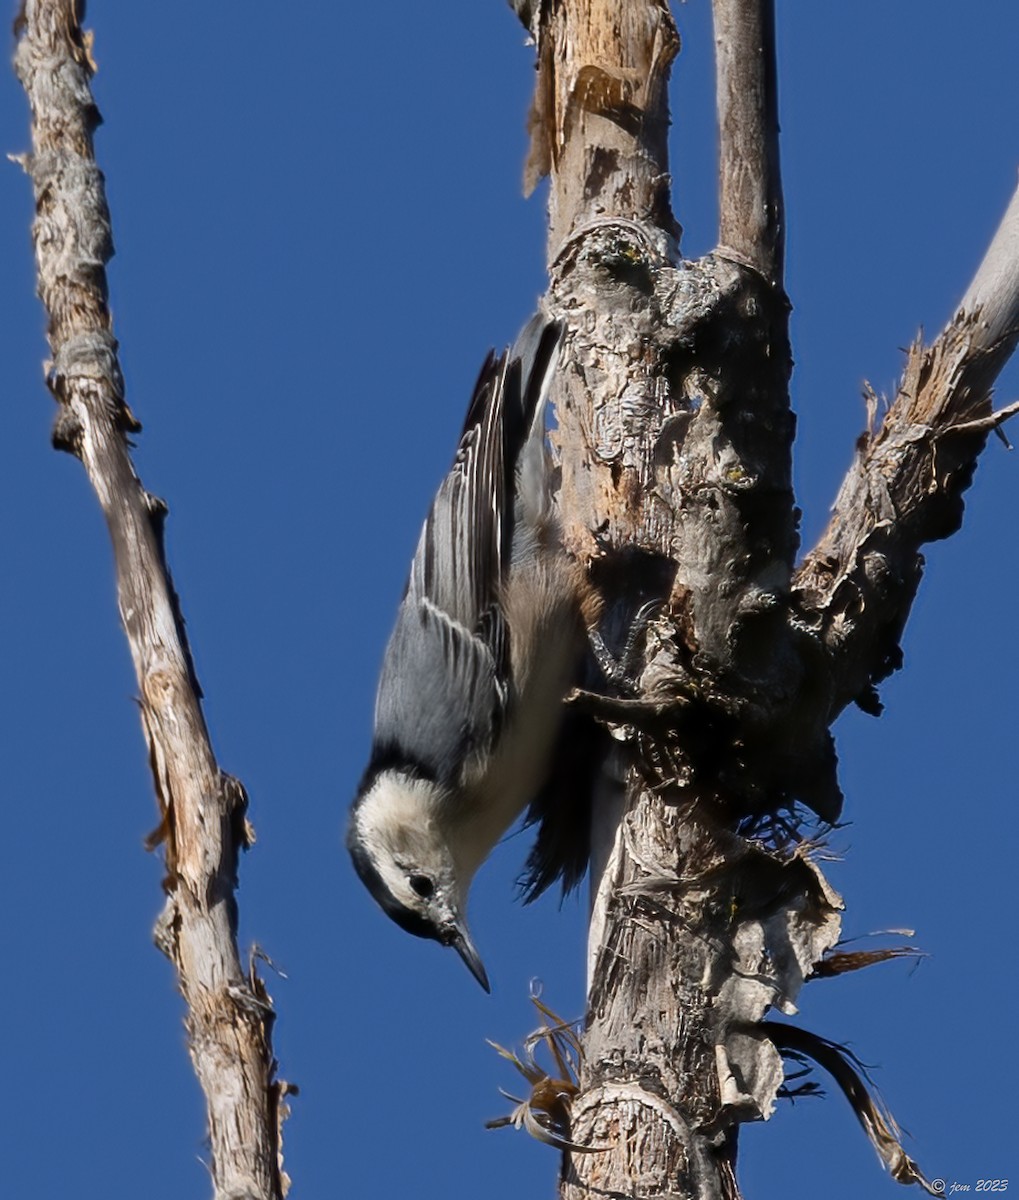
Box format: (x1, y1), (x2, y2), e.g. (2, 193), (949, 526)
(13, 4), (290, 1198)
(512, 2), (1019, 1199)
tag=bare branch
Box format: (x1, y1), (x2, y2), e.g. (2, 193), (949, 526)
(713, 0), (785, 285)
(13, 4), (287, 1196)
(959, 181), (1019, 359)
(794, 181), (1019, 718)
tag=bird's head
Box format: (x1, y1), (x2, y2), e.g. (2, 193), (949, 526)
(347, 770), (490, 992)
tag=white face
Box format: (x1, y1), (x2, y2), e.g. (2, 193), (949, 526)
(353, 774), (461, 925)
(347, 772), (490, 990)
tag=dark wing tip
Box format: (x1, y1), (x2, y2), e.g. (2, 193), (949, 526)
(504, 314), (564, 440)
(458, 347), (508, 444)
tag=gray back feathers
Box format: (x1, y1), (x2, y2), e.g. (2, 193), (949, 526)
(369, 317), (563, 787)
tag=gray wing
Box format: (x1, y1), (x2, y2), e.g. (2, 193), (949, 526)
(371, 318), (563, 785)
(372, 351), (512, 783)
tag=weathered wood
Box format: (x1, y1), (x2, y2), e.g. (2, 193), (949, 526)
(511, 2), (1019, 1198)
(525, 0), (680, 258)
(513, 4), (845, 1199)
(960, 182), (1019, 352)
(793, 182), (1019, 720)
(13, 5), (287, 1197)
(713, 0), (784, 284)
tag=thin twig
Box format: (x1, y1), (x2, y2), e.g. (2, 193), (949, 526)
(946, 396), (1019, 437)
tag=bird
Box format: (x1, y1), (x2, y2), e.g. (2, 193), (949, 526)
(346, 315), (584, 991)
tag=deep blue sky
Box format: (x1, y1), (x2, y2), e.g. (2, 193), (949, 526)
(1, 3), (1015, 1198)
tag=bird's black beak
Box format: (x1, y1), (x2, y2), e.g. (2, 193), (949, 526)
(447, 920), (491, 993)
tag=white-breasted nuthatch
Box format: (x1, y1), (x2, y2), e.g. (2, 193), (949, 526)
(347, 316), (582, 991)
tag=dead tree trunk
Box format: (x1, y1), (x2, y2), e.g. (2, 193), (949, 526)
(510, 3), (1019, 1198)
(13, 5), (289, 1197)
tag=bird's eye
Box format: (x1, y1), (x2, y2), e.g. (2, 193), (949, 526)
(409, 874), (434, 899)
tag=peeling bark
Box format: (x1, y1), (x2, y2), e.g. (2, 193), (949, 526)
(509, 2), (1019, 1199)
(525, 0), (680, 256)
(13, 5), (288, 1198)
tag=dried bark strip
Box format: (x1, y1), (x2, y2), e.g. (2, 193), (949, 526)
(13, 4), (287, 1197)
